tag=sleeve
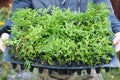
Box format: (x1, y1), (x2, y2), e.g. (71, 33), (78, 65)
(103, 0), (120, 33)
(0, 0), (33, 36)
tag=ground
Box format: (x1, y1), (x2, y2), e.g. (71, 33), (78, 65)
(0, 62), (120, 80)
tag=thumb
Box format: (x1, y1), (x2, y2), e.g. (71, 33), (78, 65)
(113, 32), (120, 45)
(0, 33), (9, 52)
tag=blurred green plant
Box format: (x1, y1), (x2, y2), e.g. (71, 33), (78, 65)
(0, 6), (11, 27)
(102, 68), (120, 80)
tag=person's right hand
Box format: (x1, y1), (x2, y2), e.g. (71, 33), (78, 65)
(0, 33), (9, 52)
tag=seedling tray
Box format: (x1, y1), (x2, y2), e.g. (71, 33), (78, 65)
(2, 47), (120, 75)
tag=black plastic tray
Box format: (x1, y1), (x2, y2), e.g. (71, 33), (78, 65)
(2, 47), (120, 75)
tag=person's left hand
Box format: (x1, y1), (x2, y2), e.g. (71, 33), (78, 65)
(113, 32), (120, 53)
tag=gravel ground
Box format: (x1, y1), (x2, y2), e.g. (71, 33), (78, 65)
(0, 62), (120, 80)
(0, 62), (104, 80)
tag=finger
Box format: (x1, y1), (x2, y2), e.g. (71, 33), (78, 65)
(113, 32), (120, 45)
(1, 33), (9, 39)
(114, 41), (120, 52)
(113, 36), (120, 45)
(0, 39), (5, 52)
(0, 33), (9, 52)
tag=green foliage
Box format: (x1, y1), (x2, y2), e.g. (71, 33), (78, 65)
(8, 3), (114, 67)
(0, 7), (11, 23)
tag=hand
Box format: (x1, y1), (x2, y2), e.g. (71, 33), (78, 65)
(113, 32), (120, 52)
(0, 33), (9, 52)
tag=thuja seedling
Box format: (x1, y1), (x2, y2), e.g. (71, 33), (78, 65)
(7, 3), (114, 68)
